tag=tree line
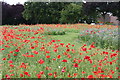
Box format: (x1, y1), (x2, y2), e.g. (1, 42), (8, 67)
(2, 2), (120, 25)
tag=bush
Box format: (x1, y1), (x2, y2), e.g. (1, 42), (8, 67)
(78, 28), (119, 50)
(44, 28), (66, 35)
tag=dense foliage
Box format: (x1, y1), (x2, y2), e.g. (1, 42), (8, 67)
(2, 2), (26, 25)
(2, 2), (120, 25)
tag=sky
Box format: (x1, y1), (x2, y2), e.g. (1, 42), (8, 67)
(2, 0), (27, 5)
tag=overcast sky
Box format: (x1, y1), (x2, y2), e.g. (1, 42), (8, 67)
(2, 0), (27, 5)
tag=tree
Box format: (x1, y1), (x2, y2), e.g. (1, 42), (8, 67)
(82, 2), (120, 24)
(109, 2), (120, 21)
(82, 2), (99, 24)
(59, 3), (83, 24)
(2, 2), (26, 25)
(22, 2), (70, 24)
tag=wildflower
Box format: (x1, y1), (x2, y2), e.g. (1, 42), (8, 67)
(46, 51), (50, 53)
(62, 59), (67, 62)
(48, 73), (52, 76)
(84, 56), (90, 60)
(61, 69), (65, 72)
(82, 71), (86, 74)
(36, 74), (41, 78)
(33, 51), (38, 54)
(38, 59), (44, 64)
(2, 58), (6, 60)
(73, 63), (78, 67)
(51, 40), (55, 42)
(82, 48), (87, 51)
(24, 72), (29, 75)
(8, 60), (13, 63)
(30, 46), (35, 49)
(73, 73), (78, 77)
(109, 62), (112, 65)
(57, 55), (61, 59)
(40, 71), (44, 74)
(15, 49), (19, 52)
(87, 75), (94, 78)
(66, 49), (70, 52)
(9, 64), (14, 67)
(68, 73), (71, 77)
(54, 49), (58, 52)
(46, 55), (50, 58)
(1, 48), (4, 50)
(90, 44), (95, 48)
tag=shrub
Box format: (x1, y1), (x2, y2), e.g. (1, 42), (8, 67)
(44, 28), (66, 35)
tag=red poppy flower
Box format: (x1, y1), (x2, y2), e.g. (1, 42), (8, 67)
(72, 45), (74, 47)
(103, 51), (108, 54)
(9, 64), (14, 67)
(90, 44), (95, 48)
(54, 49), (58, 52)
(51, 40), (55, 42)
(66, 45), (69, 48)
(109, 62), (112, 65)
(118, 76), (120, 78)
(57, 55), (61, 59)
(66, 49), (70, 52)
(110, 53), (117, 58)
(52, 58), (56, 61)
(24, 72), (29, 75)
(84, 56), (90, 60)
(1, 48), (4, 50)
(8, 60), (13, 63)
(20, 74), (24, 77)
(57, 40), (61, 42)
(48, 73), (52, 76)
(107, 75), (112, 78)
(54, 72), (57, 74)
(68, 73), (71, 77)
(2, 58), (6, 60)
(40, 71), (44, 74)
(110, 70), (114, 74)
(116, 67), (119, 70)
(73, 63), (78, 67)
(46, 51), (50, 53)
(13, 54), (17, 56)
(82, 48), (87, 51)
(15, 49), (19, 52)
(67, 55), (71, 58)
(82, 71), (86, 74)
(54, 74), (57, 78)
(60, 43), (64, 46)
(87, 75), (94, 78)
(10, 74), (14, 76)
(28, 55), (34, 57)
(33, 51), (38, 54)
(36, 74), (41, 78)
(73, 73), (78, 77)
(62, 59), (67, 62)
(46, 55), (50, 58)
(9, 51), (13, 53)
(38, 59), (44, 64)
(30, 46), (35, 49)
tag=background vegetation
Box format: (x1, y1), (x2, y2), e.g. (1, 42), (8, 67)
(2, 2), (120, 25)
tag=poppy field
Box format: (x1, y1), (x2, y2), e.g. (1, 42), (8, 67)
(0, 24), (119, 79)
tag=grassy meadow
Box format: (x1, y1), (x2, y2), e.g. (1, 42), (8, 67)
(0, 24), (119, 79)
